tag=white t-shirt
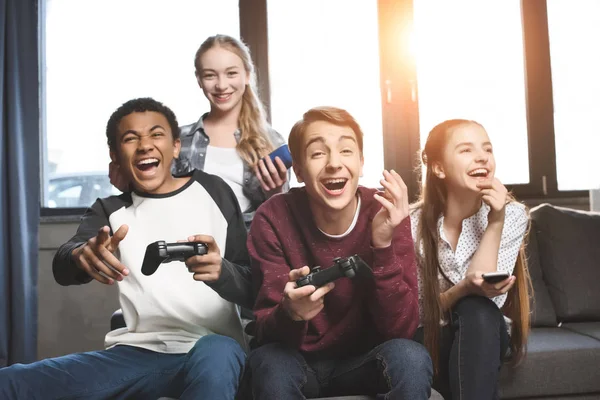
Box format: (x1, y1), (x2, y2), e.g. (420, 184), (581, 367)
(319, 196), (362, 238)
(204, 145), (250, 213)
(53, 171), (251, 354)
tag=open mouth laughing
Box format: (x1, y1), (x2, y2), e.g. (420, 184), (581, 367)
(320, 178), (348, 195)
(467, 168), (489, 179)
(136, 158), (160, 173)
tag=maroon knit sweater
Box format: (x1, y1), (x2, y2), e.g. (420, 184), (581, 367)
(247, 186), (419, 359)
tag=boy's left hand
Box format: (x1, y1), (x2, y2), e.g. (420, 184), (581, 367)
(184, 234), (222, 282)
(371, 170), (409, 248)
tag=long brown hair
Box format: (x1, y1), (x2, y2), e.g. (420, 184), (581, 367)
(414, 119), (532, 373)
(194, 34), (274, 166)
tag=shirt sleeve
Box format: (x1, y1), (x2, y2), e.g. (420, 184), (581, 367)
(247, 206), (308, 348)
(172, 124), (196, 175)
(52, 199), (111, 286)
(366, 217), (420, 340)
(492, 202), (529, 308)
(205, 187), (253, 310)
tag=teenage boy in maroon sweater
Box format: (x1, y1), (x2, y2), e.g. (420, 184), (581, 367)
(246, 107), (433, 399)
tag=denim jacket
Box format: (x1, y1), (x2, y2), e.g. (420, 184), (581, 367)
(173, 113), (287, 226)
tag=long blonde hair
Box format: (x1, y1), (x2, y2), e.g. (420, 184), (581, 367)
(415, 119), (532, 373)
(194, 34), (274, 166)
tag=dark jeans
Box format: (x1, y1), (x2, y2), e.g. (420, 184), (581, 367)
(245, 338), (433, 400)
(0, 334), (245, 400)
(415, 296), (510, 400)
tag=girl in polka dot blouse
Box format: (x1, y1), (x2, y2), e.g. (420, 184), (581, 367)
(410, 119), (533, 400)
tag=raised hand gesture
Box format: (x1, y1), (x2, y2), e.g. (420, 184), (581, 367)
(371, 170), (409, 248)
(71, 225), (129, 284)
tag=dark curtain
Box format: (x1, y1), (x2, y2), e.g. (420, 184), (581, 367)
(0, 0), (40, 366)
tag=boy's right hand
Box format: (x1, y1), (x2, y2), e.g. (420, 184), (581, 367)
(109, 161), (130, 192)
(71, 225), (129, 285)
(281, 266), (335, 321)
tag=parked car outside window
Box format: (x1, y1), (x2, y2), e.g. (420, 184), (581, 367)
(47, 172), (121, 208)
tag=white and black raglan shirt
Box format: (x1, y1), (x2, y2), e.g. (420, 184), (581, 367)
(53, 170), (252, 354)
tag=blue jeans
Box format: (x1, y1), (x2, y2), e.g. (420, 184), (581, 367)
(246, 338), (433, 399)
(415, 296), (510, 400)
(0, 334), (245, 400)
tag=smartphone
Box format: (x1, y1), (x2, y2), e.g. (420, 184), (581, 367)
(266, 144), (293, 169)
(482, 272), (510, 284)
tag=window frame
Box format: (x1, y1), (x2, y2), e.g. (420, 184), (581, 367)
(511, 0), (587, 199)
(377, 0), (422, 201)
(39, 0), (589, 218)
(379, 0), (589, 202)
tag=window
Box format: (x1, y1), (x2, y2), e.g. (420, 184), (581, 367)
(41, 0), (239, 208)
(547, 0), (600, 191)
(412, 0), (529, 185)
(267, 0), (384, 188)
(40, 0), (595, 211)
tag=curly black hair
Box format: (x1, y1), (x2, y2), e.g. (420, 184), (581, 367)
(105, 97), (180, 152)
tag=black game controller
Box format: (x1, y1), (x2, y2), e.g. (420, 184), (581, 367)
(141, 240), (208, 276)
(296, 255), (370, 288)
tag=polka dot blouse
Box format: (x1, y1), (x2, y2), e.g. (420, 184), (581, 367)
(410, 201), (529, 324)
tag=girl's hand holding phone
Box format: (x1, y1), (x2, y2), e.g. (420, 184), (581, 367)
(255, 144), (291, 195)
(462, 270), (515, 298)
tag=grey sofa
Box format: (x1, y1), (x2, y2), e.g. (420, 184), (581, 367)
(498, 204), (600, 399)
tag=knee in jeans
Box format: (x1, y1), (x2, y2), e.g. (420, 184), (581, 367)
(454, 295), (503, 327)
(248, 343), (301, 376)
(191, 334), (243, 353)
(379, 339), (433, 376)
(188, 335), (245, 372)
(0, 364), (30, 396)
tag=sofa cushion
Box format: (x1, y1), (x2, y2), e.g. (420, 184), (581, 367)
(525, 396), (600, 400)
(312, 389), (443, 400)
(525, 219), (557, 327)
(499, 327), (600, 398)
(531, 204), (600, 322)
(311, 397), (373, 400)
(562, 322), (600, 341)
